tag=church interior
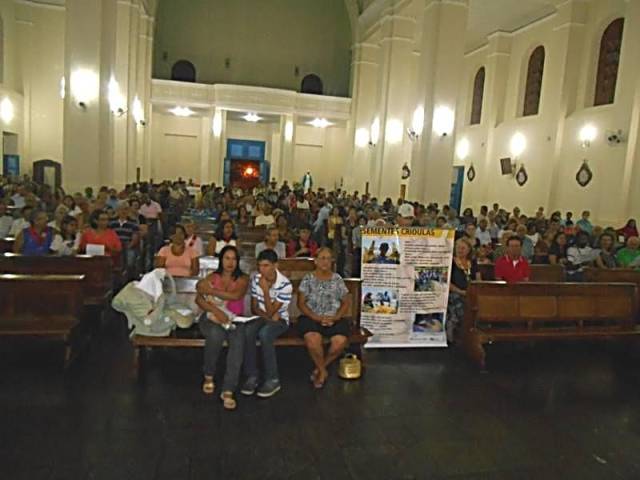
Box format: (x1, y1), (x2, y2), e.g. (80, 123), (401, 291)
(1, 0), (640, 478)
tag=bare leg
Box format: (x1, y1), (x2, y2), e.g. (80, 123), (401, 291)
(304, 332), (326, 377)
(324, 335), (348, 368)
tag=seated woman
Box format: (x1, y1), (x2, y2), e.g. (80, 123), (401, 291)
(51, 215), (80, 256)
(595, 232), (618, 269)
(206, 219), (237, 257)
(297, 247), (351, 389)
(236, 205), (251, 226)
(275, 214), (292, 244)
(287, 225), (318, 258)
(617, 219), (638, 243)
(155, 224), (199, 277)
(48, 204), (70, 233)
(447, 238), (482, 343)
(183, 219), (204, 257)
(548, 232), (569, 266)
(13, 209), (55, 256)
(196, 245), (250, 410)
(255, 226), (286, 259)
(78, 209), (123, 259)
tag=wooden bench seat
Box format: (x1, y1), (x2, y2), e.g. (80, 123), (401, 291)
(462, 281), (640, 369)
(0, 273), (85, 367)
(130, 276), (371, 376)
(0, 253), (114, 307)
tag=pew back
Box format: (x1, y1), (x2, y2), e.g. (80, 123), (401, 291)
(478, 263), (565, 282)
(0, 253), (114, 306)
(0, 273), (84, 335)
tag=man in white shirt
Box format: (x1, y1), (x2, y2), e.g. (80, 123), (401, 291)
(476, 218), (493, 246)
(10, 186), (26, 209)
(9, 206), (33, 236)
(0, 203), (14, 237)
(241, 249), (293, 398)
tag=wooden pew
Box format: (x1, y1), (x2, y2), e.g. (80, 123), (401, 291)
(477, 263), (565, 282)
(0, 273), (85, 367)
(462, 281), (640, 369)
(0, 236), (15, 253)
(130, 277), (371, 377)
(278, 257), (315, 280)
(0, 253), (114, 307)
(584, 269), (640, 324)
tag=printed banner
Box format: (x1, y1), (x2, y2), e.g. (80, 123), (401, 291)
(360, 227), (455, 348)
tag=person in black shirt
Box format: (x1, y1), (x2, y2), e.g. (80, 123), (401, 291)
(446, 238), (481, 343)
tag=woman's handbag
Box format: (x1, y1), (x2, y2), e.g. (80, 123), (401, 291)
(338, 354), (362, 380)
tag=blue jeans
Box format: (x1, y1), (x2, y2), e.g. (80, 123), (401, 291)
(243, 317), (288, 381)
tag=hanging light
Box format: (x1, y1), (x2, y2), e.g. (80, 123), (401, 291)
(212, 110), (223, 137)
(432, 105), (455, 137)
(169, 106), (195, 117)
(309, 118), (332, 128)
(510, 132), (527, 158)
(456, 138), (470, 160)
(369, 117), (380, 146)
(0, 98), (14, 123)
(243, 112), (262, 122)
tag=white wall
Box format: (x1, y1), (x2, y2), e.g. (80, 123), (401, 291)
(150, 113), (203, 182)
(452, 0), (640, 225)
(152, 0), (352, 96)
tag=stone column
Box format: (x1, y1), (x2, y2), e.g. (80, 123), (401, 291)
(621, 0), (640, 219)
(371, 12), (415, 199)
(546, 0), (589, 211)
(63, 0), (117, 191)
(209, 108), (227, 185)
(278, 113), (295, 183)
(408, 0), (469, 205)
(478, 32), (512, 205)
(347, 42), (379, 193)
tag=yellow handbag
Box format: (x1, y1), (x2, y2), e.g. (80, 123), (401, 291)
(338, 354), (362, 380)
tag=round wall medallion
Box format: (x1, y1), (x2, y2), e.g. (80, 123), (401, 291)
(466, 165), (476, 182)
(515, 165), (528, 186)
(576, 161), (593, 187)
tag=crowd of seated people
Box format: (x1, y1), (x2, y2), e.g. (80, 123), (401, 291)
(1, 174), (640, 407)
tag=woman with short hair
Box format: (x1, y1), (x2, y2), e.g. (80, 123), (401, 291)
(297, 247), (351, 389)
(13, 209), (55, 256)
(155, 224), (199, 277)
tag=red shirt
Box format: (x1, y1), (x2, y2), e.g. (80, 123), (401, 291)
(287, 238), (318, 258)
(79, 228), (122, 257)
(494, 255), (530, 283)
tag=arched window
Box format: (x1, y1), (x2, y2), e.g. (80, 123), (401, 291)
(171, 60), (196, 83)
(594, 18), (624, 106)
(470, 67), (485, 125)
(300, 74), (323, 95)
(522, 46), (545, 116)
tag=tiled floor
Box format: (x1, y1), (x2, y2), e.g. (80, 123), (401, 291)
(1, 314), (640, 479)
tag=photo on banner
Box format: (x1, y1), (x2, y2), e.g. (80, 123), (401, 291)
(360, 227), (455, 348)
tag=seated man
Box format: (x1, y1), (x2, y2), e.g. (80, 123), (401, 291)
(494, 236), (530, 283)
(241, 249), (293, 398)
(566, 231), (598, 280)
(616, 236), (640, 269)
(255, 226), (286, 259)
(297, 248), (351, 388)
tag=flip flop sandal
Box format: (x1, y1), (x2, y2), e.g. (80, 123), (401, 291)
(202, 378), (215, 395)
(220, 392), (237, 410)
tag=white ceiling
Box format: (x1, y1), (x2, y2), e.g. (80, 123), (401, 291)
(465, 0), (558, 52)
